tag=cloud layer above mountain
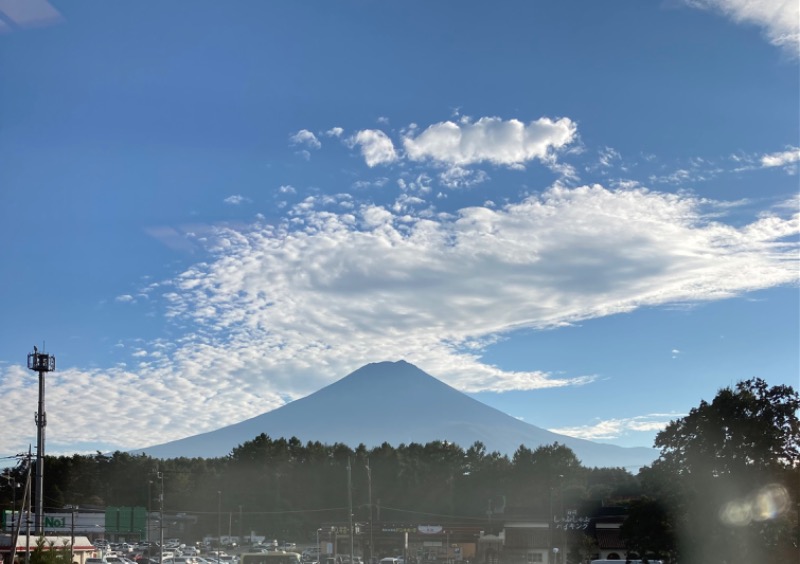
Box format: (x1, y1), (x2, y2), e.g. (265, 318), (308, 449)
(3, 179), (794, 455)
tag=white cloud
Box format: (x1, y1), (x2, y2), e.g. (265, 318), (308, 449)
(0, 0), (63, 30)
(224, 194), (249, 205)
(761, 147), (800, 168)
(352, 177), (390, 190)
(325, 127), (344, 137)
(684, 0), (799, 54)
(348, 129), (398, 167)
(289, 129), (322, 149)
(439, 166), (490, 189)
(598, 146), (621, 168)
(115, 294), (135, 303)
(549, 413), (680, 440)
(402, 116), (577, 167)
(154, 185), (797, 407)
(3, 185), (796, 455)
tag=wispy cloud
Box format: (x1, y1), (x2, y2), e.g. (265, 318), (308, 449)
(224, 194), (250, 205)
(683, 0), (799, 55)
(598, 146), (621, 169)
(761, 147), (800, 169)
(289, 129), (322, 150)
(549, 413), (682, 440)
(0, 0), (63, 32)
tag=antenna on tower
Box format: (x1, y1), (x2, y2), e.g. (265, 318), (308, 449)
(27, 345), (55, 535)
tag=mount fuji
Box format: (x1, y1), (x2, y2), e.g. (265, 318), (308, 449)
(136, 360), (658, 469)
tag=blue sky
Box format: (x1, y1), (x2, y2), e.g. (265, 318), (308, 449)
(1, 0), (798, 461)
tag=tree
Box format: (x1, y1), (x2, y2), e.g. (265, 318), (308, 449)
(620, 497), (675, 562)
(655, 378), (799, 478)
(643, 378), (800, 563)
(30, 537), (72, 564)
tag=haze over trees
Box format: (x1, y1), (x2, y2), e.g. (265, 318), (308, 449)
(1, 379), (797, 562)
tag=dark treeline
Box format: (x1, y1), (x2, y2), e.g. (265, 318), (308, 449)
(2, 378), (798, 563)
(3, 437), (641, 540)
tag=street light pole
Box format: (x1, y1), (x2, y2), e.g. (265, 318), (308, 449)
(316, 528), (322, 564)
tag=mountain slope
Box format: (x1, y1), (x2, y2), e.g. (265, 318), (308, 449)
(136, 360), (658, 468)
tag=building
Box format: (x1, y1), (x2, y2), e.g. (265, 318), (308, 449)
(0, 534), (97, 564)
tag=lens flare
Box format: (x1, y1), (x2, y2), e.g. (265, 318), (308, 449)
(719, 499), (752, 526)
(719, 483), (790, 527)
(751, 483), (790, 521)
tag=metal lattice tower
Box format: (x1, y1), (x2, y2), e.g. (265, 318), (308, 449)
(27, 346), (55, 534)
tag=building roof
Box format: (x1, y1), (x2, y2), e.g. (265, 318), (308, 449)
(0, 535), (95, 552)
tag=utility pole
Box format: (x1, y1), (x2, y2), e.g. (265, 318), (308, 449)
(238, 505), (243, 546)
(27, 346), (55, 534)
(217, 490), (222, 564)
(25, 452), (32, 564)
(11, 456), (32, 564)
(365, 460), (373, 564)
(347, 459), (354, 564)
(147, 480), (152, 543)
(71, 506), (78, 563)
(158, 470), (164, 564)
(4, 474), (20, 534)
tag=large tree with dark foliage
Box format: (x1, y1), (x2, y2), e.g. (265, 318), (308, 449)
(629, 378), (800, 563)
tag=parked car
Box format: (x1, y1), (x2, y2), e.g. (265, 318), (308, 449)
(161, 558), (195, 564)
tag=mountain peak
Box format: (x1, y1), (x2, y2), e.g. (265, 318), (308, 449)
(136, 360), (658, 469)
